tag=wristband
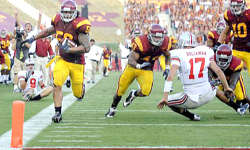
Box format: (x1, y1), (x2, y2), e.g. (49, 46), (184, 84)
(164, 81), (173, 92)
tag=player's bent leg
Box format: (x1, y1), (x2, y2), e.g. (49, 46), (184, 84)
(106, 66), (136, 117)
(124, 69), (153, 108)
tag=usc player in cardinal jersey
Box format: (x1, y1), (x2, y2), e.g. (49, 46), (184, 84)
(214, 44), (249, 114)
(102, 46), (112, 77)
(0, 29), (11, 84)
(105, 24), (172, 117)
(207, 21), (233, 49)
(24, 0), (91, 123)
(218, 0), (250, 75)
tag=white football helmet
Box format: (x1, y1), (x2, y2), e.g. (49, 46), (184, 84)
(178, 32), (197, 48)
(25, 59), (35, 72)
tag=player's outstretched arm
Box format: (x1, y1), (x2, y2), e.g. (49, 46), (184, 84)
(128, 51), (140, 68)
(35, 26), (56, 40)
(218, 24), (230, 44)
(209, 61), (232, 91)
(228, 71), (241, 90)
(158, 64), (179, 109)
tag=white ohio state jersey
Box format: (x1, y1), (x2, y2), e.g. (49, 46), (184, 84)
(18, 70), (43, 90)
(170, 45), (214, 85)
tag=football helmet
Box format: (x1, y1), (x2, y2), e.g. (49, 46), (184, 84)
(132, 28), (141, 37)
(230, 0), (246, 15)
(216, 44), (232, 70)
(178, 32), (197, 48)
(0, 29), (7, 38)
(216, 21), (226, 34)
(60, 0), (77, 22)
(148, 24), (164, 46)
(25, 59), (35, 72)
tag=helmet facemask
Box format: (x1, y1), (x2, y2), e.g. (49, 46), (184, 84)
(60, 0), (77, 22)
(148, 32), (164, 46)
(230, 0), (246, 15)
(216, 45), (232, 70)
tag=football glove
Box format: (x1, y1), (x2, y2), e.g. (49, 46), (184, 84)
(25, 71), (33, 82)
(136, 62), (152, 69)
(225, 90), (235, 103)
(59, 39), (70, 52)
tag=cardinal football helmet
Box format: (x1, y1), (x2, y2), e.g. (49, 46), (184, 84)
(216, 44), (232, 70)
(60, 0), (77, 22)
(230, 0), (246, 15)
(148, 24), (164, 46)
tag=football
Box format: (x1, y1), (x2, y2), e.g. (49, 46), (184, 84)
(61, 38), (77, 48)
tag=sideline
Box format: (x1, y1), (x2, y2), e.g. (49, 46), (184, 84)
(0, 75), (102, 150)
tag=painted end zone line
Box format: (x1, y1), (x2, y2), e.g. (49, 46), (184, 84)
(22, 147), (250, 150)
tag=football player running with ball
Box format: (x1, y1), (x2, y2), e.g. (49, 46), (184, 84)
(105, 24), (172, 117)
(158, 32), (234, 121)
(23, 0), (91, 123)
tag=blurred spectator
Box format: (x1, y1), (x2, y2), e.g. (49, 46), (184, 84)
(169, 0), (226, 45)
(86, 39), (102, 84)
(35, 37), (54, 86)
(114, 53), (119, 72)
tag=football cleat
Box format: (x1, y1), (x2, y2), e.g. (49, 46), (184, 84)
(105, 107), (116, 118)
(237, 103), (249, 116)
(123, 90), (137, 108)
(66, 79), (71, 88)
(52, 112), (62, 123)
(191, 114), (201, 121)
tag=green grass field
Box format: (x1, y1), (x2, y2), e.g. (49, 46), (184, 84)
(0, 71), (249, 148)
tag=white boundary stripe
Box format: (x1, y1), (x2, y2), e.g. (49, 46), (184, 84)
(38, 140), (103, 143)
(67, 109), (236, 113)
(0, 76), (102, 149)
(23, 146), (250, 149)
(47, 123), (250, 127)
(43, 135), (102, 138)
(49, 131), (100, 133)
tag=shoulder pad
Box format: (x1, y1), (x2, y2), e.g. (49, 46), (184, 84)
(73, 17), (91, 34)
(161, 36), (171, 51)
(208, 31), (215, 39)
(51, 14), (61, 26)
(131, 35), (149, 53)
(229, 56), (243, 71)
(224, 9), (233, 22)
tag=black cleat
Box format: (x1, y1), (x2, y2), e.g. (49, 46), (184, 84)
(66, 79), (71, 88)
(52, 112), (62, 123)
(105, 107), (116, 118)
(123, 90), (136, 108)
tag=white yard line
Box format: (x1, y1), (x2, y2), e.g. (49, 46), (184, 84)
(47, 123), (250, 127)
(0, 76), (102, 149)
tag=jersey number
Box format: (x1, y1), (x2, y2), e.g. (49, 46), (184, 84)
(189, 57), (205, 79)
(56, 31), (73, 42)
(30, 78), (36, 88)
(232, 23), (247, 38)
